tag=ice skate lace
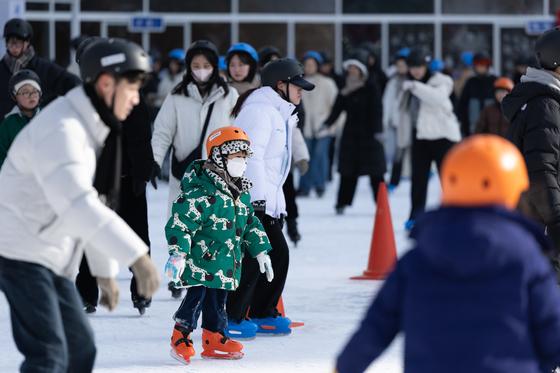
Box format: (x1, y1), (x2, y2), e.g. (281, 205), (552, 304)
(219, 332), (230, 344)
(174, 331), (193, 347)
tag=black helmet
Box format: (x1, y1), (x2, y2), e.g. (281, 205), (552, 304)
(4, 18), (33, 41)
(406, 49), (431, 67)
(261, 58), (315, 91)
(258, 46), (281, 67)
(8, 69), (41, 98)
(71, 35), (89, 51)
(75, 36), (102, 64)
(536, 27), (560, 70)
(185, 40), (219, 67)
(79, 38), (151, 83)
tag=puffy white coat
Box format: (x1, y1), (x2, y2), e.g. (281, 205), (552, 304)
(155, 69), (184, 107)
(0, 86), (148, 279)
(151, 82), (239, 213)
(396, 72), (461, 148)
(235, 87), (297, 218)
(301, 74), (338, 138)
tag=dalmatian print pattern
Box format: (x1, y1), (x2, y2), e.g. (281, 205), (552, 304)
(210, 140), (253, 169)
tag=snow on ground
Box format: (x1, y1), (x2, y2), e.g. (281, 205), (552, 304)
(0, 175), (442, 372)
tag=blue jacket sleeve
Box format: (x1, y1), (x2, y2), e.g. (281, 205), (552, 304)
(529, 258), (560, 371)
(336, 263), (403, 373)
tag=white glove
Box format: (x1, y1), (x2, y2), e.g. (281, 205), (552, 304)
(164, 252), (186, 285)
(131, 254), (161, 299)
(256, 252), (274, 282)
(402, 80), (415, 91)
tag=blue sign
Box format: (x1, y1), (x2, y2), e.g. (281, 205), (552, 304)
(526, 20), (555, 35)
(129, 16), (165, 33)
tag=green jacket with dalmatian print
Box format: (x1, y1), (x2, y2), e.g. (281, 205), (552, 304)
(165, 160), (272, 290)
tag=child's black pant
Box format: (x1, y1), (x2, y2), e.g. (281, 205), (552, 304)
(174, 286), (228, 332)
(227, 216), (290, 321)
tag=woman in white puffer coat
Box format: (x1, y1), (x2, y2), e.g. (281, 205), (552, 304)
(151, 40), (239, 217)
(396, 49), (461, 230)
(225, 58), (315, 339)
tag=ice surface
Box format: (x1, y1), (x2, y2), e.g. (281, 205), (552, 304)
(0, 175), (442, 372)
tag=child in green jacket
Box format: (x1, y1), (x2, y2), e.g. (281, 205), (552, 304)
(0, 69), (41, 168)
(165, 126), (273, 365)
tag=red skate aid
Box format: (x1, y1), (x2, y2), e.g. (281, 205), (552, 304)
(201, 329), (244, 360)
(170, 324), (195, 365)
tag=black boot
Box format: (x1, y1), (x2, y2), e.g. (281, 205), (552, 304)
(286, 218), (301, 246)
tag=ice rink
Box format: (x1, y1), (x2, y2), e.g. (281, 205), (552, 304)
(0, 175), (442, 372)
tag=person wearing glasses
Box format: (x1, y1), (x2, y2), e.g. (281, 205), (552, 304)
(0, 69), (41, 168)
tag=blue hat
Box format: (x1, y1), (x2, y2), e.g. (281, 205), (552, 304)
(302, 50), (324, 65)
(396, 47), (411, 59)
(218, 55), (227, 71)
(460, 51), (474, 67)
(227, 42), (259, 64)
(168, 48), (185, 61)
(429, 58), (445, 72)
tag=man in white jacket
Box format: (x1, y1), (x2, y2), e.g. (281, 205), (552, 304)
(0, 38), (160, 372)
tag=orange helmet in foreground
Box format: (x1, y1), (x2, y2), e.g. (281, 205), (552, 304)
(206, 126), (250, 157)
(441, 135), (528, 209)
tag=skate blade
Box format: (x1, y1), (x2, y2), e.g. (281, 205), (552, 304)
(170, 349), (191, 365)
(201, 351), (244, 360)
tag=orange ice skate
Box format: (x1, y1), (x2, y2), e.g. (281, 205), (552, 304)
(170, 324), (195, 365)
(201, 329), (244, 360)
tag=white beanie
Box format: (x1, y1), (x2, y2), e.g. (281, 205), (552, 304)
(342, 59), (369, 78)
(13, 79), (42, 95)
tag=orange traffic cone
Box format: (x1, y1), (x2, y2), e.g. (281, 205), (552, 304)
(277, 296), (304, 328)
(351, 182), (397, 280)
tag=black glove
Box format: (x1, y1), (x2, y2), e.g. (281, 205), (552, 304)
(150, 161), (161, 190)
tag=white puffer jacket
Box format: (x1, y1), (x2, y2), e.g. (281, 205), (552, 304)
(151, 82), (239, 213)
(396, 72), (462, 148)
(0, 86), (148, 279)
(234, 87), (297, 218)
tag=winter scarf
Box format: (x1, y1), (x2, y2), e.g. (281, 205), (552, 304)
(202, 160), (252, 200)
(2, 45), (35, 74)
(340, 75), (366, 96)
(84, 84), (123, 211)
(521, 67), (560, 92)
(229, 75), (260, 95)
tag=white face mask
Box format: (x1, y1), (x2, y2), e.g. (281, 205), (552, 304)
(192, 68), (213, 83)
(226, 157), (247, 178)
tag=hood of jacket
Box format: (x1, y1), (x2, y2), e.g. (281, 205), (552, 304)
(502, 67), (560, 122)
(241, 86), (296, 122)
(410, 206), (553, 278)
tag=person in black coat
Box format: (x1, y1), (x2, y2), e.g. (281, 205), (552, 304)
(502, 28), (560, 259)
(0, 18), (80, 119)
(76, 97), (158, 315)
(456, 52), (496, 137)
(322, 58), (386, 214)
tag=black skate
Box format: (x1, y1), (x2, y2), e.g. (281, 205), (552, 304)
(83, 302), (96, 314)
(133, 298), (152, 315)
(286, 218), (301, 247)
(168, 282), (183, 299)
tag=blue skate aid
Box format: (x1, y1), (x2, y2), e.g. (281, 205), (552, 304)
(225, 319), (258, 340)
(253, 316), (292, 335)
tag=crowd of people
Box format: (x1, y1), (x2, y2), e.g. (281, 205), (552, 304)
(3, 14), (560, 373)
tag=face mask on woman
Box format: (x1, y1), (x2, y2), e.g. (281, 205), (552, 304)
(226, 157), (247, 178)
(192, 68), (213, 83)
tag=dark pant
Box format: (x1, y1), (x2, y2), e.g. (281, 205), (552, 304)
(283, 172), (299, 221)
(389, 147), (408, 187)
(227, 216), (290, 321)
(76, 176), (151, 305)
(336, 174), (384, 208)
(409, 137), (455, 220)
(174, 286), (228, 333)
(0, 256), (96, 373)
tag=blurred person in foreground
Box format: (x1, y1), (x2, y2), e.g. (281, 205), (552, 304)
(336, 135), (560, 373)
(0, 38), (160, 372)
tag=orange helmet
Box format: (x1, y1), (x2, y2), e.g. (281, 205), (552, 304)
(494, 77), (514, 92)
(441, 135), (528, 209)
(206, 126), (251, 157)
